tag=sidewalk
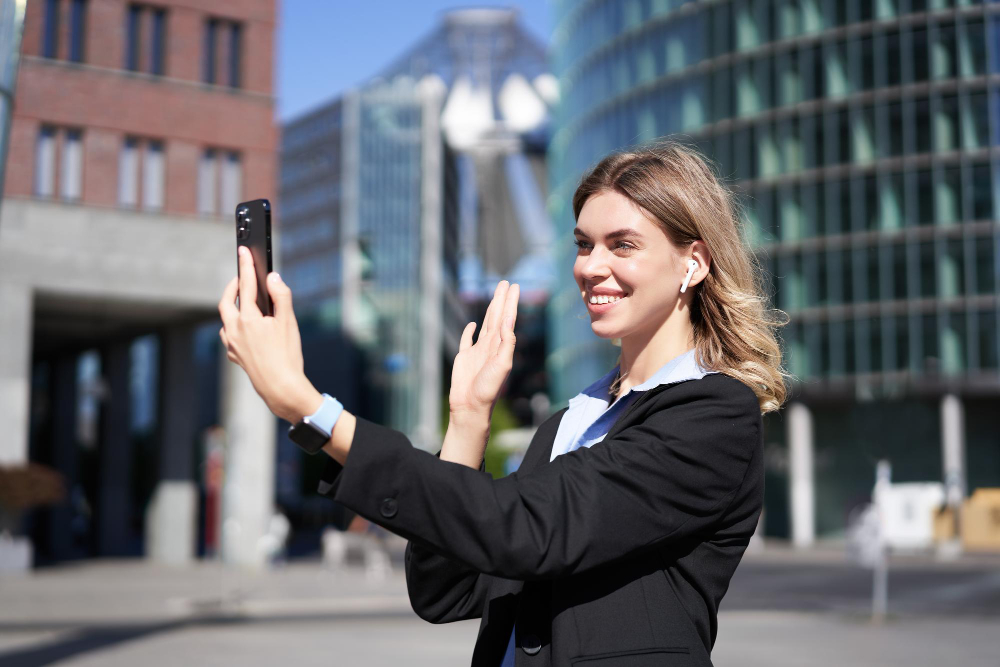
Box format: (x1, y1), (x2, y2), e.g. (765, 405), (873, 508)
(2, 542), (998, 666)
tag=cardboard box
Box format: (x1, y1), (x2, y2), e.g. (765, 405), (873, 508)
(961, 488), (1000, 553)
(933, 505), (956, 542)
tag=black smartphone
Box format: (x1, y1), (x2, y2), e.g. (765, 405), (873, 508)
(235, 198), (273, 316)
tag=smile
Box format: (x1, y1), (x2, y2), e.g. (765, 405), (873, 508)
(586, 294), (628, 314)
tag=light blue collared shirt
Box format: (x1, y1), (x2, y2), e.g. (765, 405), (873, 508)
(499, 347), (718, 666)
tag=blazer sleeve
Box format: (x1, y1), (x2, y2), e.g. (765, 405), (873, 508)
(320, 447), (495, 623)
(317, 375), (761, 581)
(403, 451), (495, 624)
(405, 539), (495, 623)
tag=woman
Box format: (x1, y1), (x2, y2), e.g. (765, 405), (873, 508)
(218, 140), (789, 666)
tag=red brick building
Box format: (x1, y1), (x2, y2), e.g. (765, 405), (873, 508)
(0, 0), (280, 568)
(7, 0), (276, 212)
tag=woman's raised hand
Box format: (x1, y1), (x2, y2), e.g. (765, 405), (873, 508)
(448, 280), (520, 422)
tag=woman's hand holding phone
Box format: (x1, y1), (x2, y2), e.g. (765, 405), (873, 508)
(218, 245), (322, 425)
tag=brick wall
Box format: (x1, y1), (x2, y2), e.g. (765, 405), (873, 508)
(6, 0), (277, 216)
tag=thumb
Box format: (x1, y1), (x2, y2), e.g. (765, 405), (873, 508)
(266, 272), (295, 321)
(459, 321), (476, 353)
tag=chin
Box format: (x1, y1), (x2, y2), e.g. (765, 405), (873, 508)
(590, 323), (625, 340)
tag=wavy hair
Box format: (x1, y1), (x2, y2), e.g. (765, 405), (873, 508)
(572, 140), (792, 415)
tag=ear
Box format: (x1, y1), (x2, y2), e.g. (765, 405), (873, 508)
(688, 241), (712, 287)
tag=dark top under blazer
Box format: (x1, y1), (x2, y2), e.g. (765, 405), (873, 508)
(317, 372), (764, 666)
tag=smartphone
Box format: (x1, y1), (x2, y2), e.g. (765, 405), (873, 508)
(235, 198), (274, 316)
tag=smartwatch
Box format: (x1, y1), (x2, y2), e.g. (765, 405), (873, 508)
(288, 393), (343, 455)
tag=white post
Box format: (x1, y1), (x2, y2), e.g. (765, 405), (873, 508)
(872, 459), (891, 624)
(940, 393), (966, 509)
(788, 401), (815, 548)
(940, 393), (965, 555)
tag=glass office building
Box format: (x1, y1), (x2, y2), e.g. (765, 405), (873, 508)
(548, 1), (1000, 539)
(280, 9), (554, 463)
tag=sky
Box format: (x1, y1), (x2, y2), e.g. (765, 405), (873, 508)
(277, 2), (553, 123)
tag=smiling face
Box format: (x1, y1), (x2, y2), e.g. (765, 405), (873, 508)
(573, 190), (690, 341)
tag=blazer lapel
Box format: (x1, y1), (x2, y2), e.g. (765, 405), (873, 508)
(516, 406), (567, 474)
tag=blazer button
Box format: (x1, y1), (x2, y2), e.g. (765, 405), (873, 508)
(521, 633), (541, 655)
(379, 497), (397, 518)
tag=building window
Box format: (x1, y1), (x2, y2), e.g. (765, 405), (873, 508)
(35, 126), (83, 200)
(150, 9), (166, 75)
(203, 16), (243, 88)
(69, 0), (87, 62)
(228, 22), (241, 87)
(220, 151), (241, 214)
(126, 4), (167, 75)
(125, 5), (140, 70)
(142, 140), (164, 211)
(197, 148), (217, 214)
(34, 126), (56, 197)
(203, 19), (217, 84)
(119, 137), (139, 206)
(61, 129), (83, 200)
(119, 136), (164, 209)
(42, 0), (59, 58)
(198, 148), (242, 215)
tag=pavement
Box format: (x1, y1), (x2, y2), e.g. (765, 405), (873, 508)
(1, 540), (999, 666)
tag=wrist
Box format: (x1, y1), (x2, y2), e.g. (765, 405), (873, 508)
(281, 378), (323, 424)
(448, 408), (490, 430)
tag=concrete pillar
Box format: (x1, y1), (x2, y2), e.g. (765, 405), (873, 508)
(49, 353), (80, 560)
(0, 283), (32, 465)
(940, 393), (966, 510)
(97, 340), (133, 556)
(219, 347), (276, 569)
(145, 325), (198, 565)
(787, 401), (815, 548)
(416, 77), (444, 453)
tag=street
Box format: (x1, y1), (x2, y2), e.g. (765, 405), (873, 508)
(1, 544), (998, 666)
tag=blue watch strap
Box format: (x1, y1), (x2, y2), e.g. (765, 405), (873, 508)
(303, 393), (344, 438)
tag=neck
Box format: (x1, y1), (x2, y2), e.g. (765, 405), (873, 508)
(616, 309), (695, 394)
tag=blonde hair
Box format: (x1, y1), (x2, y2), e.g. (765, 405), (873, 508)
(573, 140), (791, 415)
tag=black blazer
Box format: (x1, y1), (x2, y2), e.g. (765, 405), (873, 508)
(317, 372), (764, 666)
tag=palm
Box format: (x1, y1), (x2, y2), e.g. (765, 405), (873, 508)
(449, 280), (520, 417)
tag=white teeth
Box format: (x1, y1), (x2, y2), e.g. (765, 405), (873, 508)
(590, 295), (625, 304)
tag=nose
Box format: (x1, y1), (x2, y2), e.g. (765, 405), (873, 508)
(579, 245), (614, 282)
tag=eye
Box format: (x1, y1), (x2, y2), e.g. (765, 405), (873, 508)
(573, 239), (635, 252)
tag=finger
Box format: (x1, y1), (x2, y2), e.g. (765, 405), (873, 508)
(497, 284), (518, 361)
(219, 326), (228, 350)
(502, 283), (519, 332)
(218, 276), (239, 327)
(459, 321), (476, 353)
(479, 280), (502, 340)
(237, 246), (261, 318)
(483, 280), (508, 339)
(266, 272), (295, 323)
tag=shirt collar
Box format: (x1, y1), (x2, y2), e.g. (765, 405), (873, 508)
(571, 347), (713, 407)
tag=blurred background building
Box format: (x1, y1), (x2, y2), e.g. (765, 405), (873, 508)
(0, 0), (279, 568)
(547, 0), (1000, 543)
(5, 0), (998, 572)
(277, 8), (556, 535)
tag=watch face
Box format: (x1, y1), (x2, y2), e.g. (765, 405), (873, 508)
(288, 420), (329, 454)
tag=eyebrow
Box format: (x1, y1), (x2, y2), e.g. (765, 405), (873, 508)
(573, 227), (644, 241)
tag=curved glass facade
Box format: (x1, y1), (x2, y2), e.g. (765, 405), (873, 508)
(548, 0), (1000, 406)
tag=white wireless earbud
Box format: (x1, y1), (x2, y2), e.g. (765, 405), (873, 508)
(680, 259), (699, 293)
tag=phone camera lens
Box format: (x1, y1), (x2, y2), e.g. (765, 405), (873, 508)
(236, 207), (252, 240)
